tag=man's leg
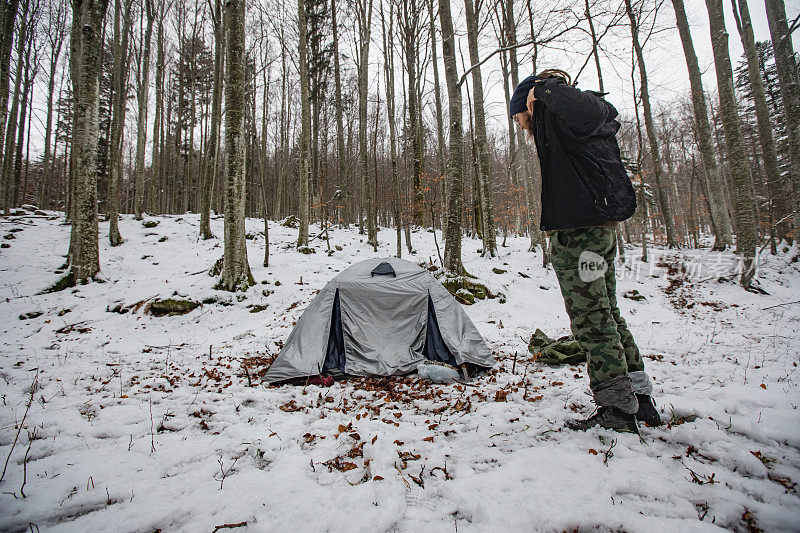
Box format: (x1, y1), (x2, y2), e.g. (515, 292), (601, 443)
(603, 231), (661, 425)
(601, 232), (651, 395)
(550, 227), (638, 419)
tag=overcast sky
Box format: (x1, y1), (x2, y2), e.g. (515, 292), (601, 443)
(469, 0), (800, 138)
(22, 0), (800, 160)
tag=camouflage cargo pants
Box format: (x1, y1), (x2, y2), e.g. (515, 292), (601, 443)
(550, 226), (645, 389)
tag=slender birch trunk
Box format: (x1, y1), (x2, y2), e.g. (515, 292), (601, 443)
(764, 0), (800, 239)
(0, 0), (20, 210)
(149, 0), (165, 213)
(625, 0), (678, 248)
(201, 0), (223, 239)
(438, 0), (465, 274)
(705, 0), (757, 288)
(1, 0), (28, 211)
(134, 0), (154, 220)
(671, 0), (733, 249)
(464, 0), (497, 257)
(108, 0), (133, 246)
(221, 0), (252, 290)
(356, 0), (376, 249)
(331, 0), (348, 227)
(297, 0), (310, 247)
(381, 3), (402, 257)
(731, 0), (784, 241)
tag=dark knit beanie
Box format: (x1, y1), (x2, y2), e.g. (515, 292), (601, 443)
(509, 75), (538, 116)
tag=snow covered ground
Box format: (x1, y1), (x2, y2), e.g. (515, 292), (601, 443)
(1, 212), (798, 532)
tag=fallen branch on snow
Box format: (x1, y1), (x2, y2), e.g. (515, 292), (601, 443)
(212, 522), (247, 532)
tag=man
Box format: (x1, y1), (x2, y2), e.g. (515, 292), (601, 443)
(510, 69), (661, 433)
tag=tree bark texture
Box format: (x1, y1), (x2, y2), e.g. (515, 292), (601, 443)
(671, 0), (733, 249)
(625, 0), (678, 248)
(731, 0), (784, 241)
(764, 0), (800, 239)
(464, 0), (497, 257)
(706, 0), (757, 287)
(438, 0), (465, 274)
(221, 0), (253, 290)
(357, 0), (376, 248)
(201, 0), (223, 239)
(0, 0), (19, 211)
(69, 0), (109, 280)
(134, 0), (154, 219)
(297, 0), (311, 247)
(108, 0), (133, 246)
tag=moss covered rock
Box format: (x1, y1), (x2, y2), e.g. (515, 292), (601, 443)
(281, 215), (299, 228)
(148, 299), (200, 316)
(441, 276), (505, 305)
(454, 289), (475, 305)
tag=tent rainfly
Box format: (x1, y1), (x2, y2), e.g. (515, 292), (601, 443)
(264, 258), (494, 383)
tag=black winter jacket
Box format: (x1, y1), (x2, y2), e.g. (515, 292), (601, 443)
(531, 78), (636, 231)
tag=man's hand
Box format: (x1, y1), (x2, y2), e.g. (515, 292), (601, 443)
(526, 87), (536, 114)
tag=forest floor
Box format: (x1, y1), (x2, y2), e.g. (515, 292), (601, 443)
(0, 211), (799, 532)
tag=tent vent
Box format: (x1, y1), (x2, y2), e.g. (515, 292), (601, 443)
(371, 262), (396, 277)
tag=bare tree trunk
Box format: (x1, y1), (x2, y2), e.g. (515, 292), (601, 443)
(108, 0), (133, 246)
(134, 0), (154, 219)
(625, 0), (678, 248)
(464, 0), (497, 257)
(187, 8), (200, 215)
(357, 0), (376, 249)
(428, 0), (445, 178)
(297, 0), (310, 247)
(42, 0), (67, 203)
(220, 0), (252, 290)
(200, 0), (222, 239)
(275, 36), (287, 218)
(493, 16), (518, 239)
(0, 0), (20, 210)
(20, 85), (32, 205)
(764, 0), (800, 239)
(671, 0), (733, 250)
(381, 3), (402, 257)
(331, 0), (348, 227)
(149, 0), (165, 214)
(398, 0), (421, 229)
(1, 0), (28, 211)
(504, 0), (543, 256)
(259, 40), (271, 267)
(630, 48), (649, 261)
(438, 0), (465, 274)
(705, 0), (757, 288)
(731, 0), (784, 243)
(69, 0), (109, 281)
(504, 0), (525, 235)
(12, 29), (35, 208)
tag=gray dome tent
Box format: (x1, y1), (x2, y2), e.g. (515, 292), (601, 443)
(264, 257), (494, 383)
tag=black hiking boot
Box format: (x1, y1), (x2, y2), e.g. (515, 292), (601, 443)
(636, 394), (662, 426)
(566, 406), (640, 434)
